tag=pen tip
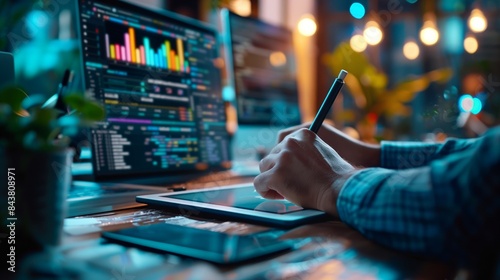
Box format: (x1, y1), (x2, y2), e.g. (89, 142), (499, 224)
(338, 69), (348, 80)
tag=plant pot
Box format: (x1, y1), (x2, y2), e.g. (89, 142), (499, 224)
(0, 148), (73, 264)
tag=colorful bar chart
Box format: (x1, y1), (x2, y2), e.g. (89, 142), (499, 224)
(105, 27), (189, 73)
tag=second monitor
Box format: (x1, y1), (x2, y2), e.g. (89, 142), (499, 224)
(222, 9), (301, 127)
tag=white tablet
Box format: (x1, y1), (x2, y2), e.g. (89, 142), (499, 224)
(136, 184), (329, 227)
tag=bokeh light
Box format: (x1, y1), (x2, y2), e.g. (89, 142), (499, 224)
(420, 20), (439, 46)
(229, 0), (252, 17)
(350, 34), (367, 52)
(459, 94), (474, 112)
(403, 41), (419, 60)
(363, 21), (383, 45)
(349, 3), (366, 19)
(464, 36), (478, 54)
(297, 15), (317, 37)
(468, 9), (487, 33)
(471, 97), (482, 114)
(269, 51), (287, 67)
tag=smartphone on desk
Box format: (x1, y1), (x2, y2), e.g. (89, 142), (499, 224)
(101, 222), (293, 264)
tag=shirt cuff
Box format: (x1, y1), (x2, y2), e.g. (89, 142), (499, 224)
(336, 167), (395, 226)
(380, 141), (439, 169)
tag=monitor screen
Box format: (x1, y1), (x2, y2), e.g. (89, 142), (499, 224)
(223, 10), (301, 126)
(77, 0), (230, 178)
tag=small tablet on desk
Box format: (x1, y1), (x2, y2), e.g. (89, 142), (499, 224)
(136, 184), (329, 228)
(102, 222), (293, 264)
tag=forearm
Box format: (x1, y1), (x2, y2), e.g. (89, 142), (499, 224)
(381, 137), (478, 169)
(335, 129), (500, 264)
(317, 126), (380, 167)
(336, 167), (443, 256)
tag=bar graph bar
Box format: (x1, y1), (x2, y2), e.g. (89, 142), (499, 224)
(129, 28), (136, 63)
(104, 25), (189, 73)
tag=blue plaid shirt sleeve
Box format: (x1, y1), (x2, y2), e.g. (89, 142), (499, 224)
(337, 127), (500, 264)
(380, 137), (478, 169)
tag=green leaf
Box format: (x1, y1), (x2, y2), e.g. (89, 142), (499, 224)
(63, 93), (86, 109)
(393, 76), (430, 93)
(31, 107), (59, 128)
(80, 101), (106, 121)
(0, 86), (29, 114)
(425, 68), (454, 84)
(64, 94), (105, 122)
(344, 75), (367, 108)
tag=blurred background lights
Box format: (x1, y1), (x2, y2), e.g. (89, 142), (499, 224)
(297, 15), (317, 37)
(468, 8), (487, 33)
(269, 51), (287, 67)
(459, 94), (482, 114)
(471, 97), (482, 114)
(229, 0), (252, 17)
(419, 20), (439, 45)
(363, 21), (383, 45)
(403, 41), (419, 60)
(349, 3), (366, 19)
(459, 94), (474, 112)
(406, 0), (418, 3)
(350, 34), (367, 52)
(464, 36), (478, 54)
(442, 16), (465, 54)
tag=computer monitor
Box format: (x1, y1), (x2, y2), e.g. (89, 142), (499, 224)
(222, 9), (301, 126)
(77, 0), (230, 179)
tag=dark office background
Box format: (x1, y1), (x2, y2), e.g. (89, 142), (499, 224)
(1, 0), (499, 142)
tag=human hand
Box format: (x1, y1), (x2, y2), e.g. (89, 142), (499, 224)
(254, 128), (357, 216)
(277, 122), (328, 142)
(277, 123), (381, 168)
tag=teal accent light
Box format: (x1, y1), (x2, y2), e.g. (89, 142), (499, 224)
(350, 3), (366, 19)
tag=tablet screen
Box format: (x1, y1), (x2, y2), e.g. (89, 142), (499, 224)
(163, 186), (303, 214)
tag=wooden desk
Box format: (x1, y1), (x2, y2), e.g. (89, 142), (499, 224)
(33, 207), (457, 280)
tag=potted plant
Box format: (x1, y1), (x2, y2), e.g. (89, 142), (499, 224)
(324, 42), (453, 142)
(0, 85), (104, 263)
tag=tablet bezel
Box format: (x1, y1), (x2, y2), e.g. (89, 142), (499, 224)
(102, 223), (293, 264)
(136, 184), (329, 227)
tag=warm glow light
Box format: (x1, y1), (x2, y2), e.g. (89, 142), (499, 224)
(363, 21), (383, 45)
(468, 9), (487, 33)
(230, 0), (252, 17)
(464, 36), (478, 54)
(350, 34), (367, 52)
(269, 51), (287, 67)
(297, 15), (317, 37)
(403, 41), (419, 60)
(419, 20), (439, 45)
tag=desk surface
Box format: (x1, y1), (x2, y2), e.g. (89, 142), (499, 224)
(23, 207), (456, 280)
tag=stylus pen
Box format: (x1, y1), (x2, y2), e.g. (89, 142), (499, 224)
(309, 69), (348, 133)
